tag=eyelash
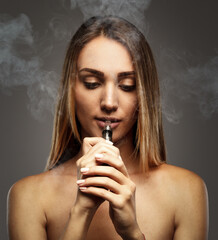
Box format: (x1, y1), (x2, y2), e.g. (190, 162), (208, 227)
(84, 82), (136, 92)
(119, 85), (136, 92)
(83, 82), (100, 89)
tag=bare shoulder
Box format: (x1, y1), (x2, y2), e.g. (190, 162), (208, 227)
(8, 171), (49, 200)
(7, 172), (52, 239)
(155, 164), (209, 239)
(136, 163), (208, 211)
(9, 159), (75, 194)
(7, 171), (53, 219)
(8, 166), (66, 216)
(7, 163), (77, 239)
(8, 161), (76, 204)
(151, 163), (208, 207)
(157, 163), (208, 195)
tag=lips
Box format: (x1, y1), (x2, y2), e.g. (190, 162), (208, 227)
(95, 117), (121, 129)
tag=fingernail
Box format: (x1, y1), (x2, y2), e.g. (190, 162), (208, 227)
(80, 167), (89, 173)
(77, 179), (85, 185)
(119, 156), (122, 160)
(95, 153), (104, 159)
(79, 187), (87, 191)
(105, 140), (113, 145)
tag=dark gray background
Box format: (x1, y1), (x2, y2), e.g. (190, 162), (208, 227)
(1, 0), (217, 239)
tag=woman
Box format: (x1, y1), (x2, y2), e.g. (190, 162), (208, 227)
(7, 16), (208, 240)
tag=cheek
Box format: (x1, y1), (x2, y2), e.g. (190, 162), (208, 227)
(122, 94), (138, 115)
(74, 88), (97, 117)
(74, 91), (87, 115)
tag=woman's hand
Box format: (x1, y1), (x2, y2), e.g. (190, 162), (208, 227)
(74, 137), (114, 212)
(76, 144), (143, 240)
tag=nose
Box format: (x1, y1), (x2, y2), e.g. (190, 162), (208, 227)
(100, 83), (118, 113)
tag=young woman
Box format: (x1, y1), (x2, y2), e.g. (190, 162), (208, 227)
(7, 16), (209, 240)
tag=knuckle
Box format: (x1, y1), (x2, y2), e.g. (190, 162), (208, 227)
(125, 188), (132, 199)
(80, 164), (86, 169)
(117, 161), (123, 169)
(76, 157), (85, 168)
(130, 182), (136, 192)
(83, 137), (89, 144)
(79, 161), (88, 169)
(116, 197), (125, 208)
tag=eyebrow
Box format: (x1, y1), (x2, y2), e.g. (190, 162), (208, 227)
(118, 71), (136, 78)
(78, 68), (135, 78)
(78, 68), (104, 78)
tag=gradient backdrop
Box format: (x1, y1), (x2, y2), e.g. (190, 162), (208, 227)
(1, 0), (218, 239)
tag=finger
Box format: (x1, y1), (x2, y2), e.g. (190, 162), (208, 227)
(81, 166), (126, 184)
(78, 180), (136, 208)
(77, 139), (121, 181)
(79, 142), (118, 167)
(83, 137), (107, 146)
(94, 153), (129, 177)
(78, 141), (117, 169)
(79, 186), (118, 205)
(87, 141), (118, 158)
(77, 176), (121, 193)
(82, 137), (106, 154)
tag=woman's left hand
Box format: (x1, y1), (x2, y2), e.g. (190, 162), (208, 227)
(77, 145), (143, 240)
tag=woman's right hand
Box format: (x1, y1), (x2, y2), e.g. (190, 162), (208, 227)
(74, 137), (113, 211)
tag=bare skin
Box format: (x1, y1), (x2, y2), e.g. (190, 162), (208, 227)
(7, 158), (208, 240)
(7, 37), (209, 239)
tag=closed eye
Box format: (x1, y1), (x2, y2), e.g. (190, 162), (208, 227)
(78, 74), (102, 90)
(119, 85), (136, 92)
(83, 82), (101, 89)
(118, 77), (136, 92)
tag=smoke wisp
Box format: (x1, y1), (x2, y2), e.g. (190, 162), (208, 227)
(160, 49), (218, 123)
(0, 14), (58, 121)
(0, 1), (217, 123)
(69, 0), (151, 34)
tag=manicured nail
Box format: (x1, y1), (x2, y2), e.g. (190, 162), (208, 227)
(105, 140), (113, 145)
(76, 179), (85, 185)
(79, 187), (87, 191)
(80, 167), (89, 173)
(95, 153), (104, 159)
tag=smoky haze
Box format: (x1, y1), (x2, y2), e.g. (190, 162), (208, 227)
(1, 1), (218, 240)
(0, 0), (217, 123)
(0, 14), (58, 120)
(160, 50), (218, 123)
(69, 0), (151, 34)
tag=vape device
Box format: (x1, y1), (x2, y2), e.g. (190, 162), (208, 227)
(102, 120), (112, 142)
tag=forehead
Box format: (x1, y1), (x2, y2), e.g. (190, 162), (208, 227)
(77, 36), (134, 72)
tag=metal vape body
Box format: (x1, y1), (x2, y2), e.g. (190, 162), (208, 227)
(102, 121), (112, 141)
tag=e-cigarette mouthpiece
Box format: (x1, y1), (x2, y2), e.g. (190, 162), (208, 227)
(102, 121), (112, 142)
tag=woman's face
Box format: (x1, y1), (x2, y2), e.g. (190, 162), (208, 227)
(74, 36), (138, 143)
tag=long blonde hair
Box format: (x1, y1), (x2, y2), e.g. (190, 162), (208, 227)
(46, 16), (166, 171)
